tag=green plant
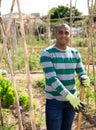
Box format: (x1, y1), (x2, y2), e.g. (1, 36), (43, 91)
(35, 78), (45, 91)
(0, 76), (16, 108)
(72, 37), (87, 47)
(19, 92), (30, 110)
(38, 115), (45, 126)
(12, 48), (25, 70)
(31, 99), (45, 127)
(0, 109), (16, 130)
(28, 53), (41, 71)
(0, 124), (16, 130)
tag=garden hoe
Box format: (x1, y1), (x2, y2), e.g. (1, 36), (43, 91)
(77, 85), (85, 130)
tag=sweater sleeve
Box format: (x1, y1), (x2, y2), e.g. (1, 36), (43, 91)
(75, 51), (86, 79)
(40, 50), (70, 97)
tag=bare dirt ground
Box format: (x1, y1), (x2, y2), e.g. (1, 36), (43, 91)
(4, 73), (96, 130)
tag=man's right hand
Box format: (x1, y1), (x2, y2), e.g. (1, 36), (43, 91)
(66, 93), (85, 112)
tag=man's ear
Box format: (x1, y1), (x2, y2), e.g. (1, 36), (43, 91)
(70, 33), (72, 38)
(54, 33), (57, 38)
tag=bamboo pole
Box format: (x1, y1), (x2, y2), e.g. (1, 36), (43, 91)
(11, 19), (18, 53)
(88, 0), (96, 106)
(47, 13), (51, 45)
(47, 0), (51, 45)
(70, 0), (72, 47)
(0, 98), (3, 126)
(16, 0), (36, 130)
(48, 0), (51, 45)
(86, 0), (91, 74)
(0, 18), (23, 130)
(0, 16), (23, 130)
(11, 19), (18, 68)
(0, 0), (23, 129)
(5, 47), (23, 130)
(0, 0), (3, 126)
(0, 0), (1, 17)
(0, 0), (15, 62)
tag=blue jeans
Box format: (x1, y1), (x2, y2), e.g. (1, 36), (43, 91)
(46, 99), (75, 130)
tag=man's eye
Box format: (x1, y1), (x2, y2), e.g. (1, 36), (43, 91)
(58, 31), (63, 34)
(58, 31), (70, 35)
(65, 31), (70, 35)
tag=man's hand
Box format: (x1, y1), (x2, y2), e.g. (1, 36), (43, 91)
(66, 93), (85, 112)
(80, 75), (90, 87)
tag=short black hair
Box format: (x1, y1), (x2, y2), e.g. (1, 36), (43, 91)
(54, 23), (71, 33)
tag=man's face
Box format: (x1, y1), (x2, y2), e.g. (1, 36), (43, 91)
(55, 25), (71, 47)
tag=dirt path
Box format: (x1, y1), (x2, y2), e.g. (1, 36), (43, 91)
(5, 73), (44, 82)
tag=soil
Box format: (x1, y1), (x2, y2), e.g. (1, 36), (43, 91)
(3, 73), (96, 130)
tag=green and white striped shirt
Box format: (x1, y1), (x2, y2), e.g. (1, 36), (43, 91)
(40, 45), (86, 101)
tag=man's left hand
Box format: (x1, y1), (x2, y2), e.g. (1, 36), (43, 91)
(80, 75), (90, 87)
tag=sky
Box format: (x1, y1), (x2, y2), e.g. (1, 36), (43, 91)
(1, 0), (89, 16)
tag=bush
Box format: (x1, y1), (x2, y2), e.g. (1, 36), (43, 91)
(19, 93), (30, 110)
(28, 53), (41, 71)
(35, 78), (45, 91)
(0, 75), (16, 108)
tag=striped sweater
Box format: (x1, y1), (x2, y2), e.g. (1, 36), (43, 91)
(40, 45), (86, 101)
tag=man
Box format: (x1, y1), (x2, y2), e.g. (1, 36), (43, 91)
(40, 23), (90, 130)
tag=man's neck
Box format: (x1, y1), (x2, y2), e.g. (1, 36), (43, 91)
(55, 44), (67, 50)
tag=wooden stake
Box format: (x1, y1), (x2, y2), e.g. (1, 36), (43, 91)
(0, 0), (23, 129)
(87, 0), (96, 106)
(0, 0), (15, 62)
(0, 99), (3, 126)
(0, 1), (3, 126)
(70, 0), (72, 47)
(16, 0), (36, 130)
(5, 47), (23, 130)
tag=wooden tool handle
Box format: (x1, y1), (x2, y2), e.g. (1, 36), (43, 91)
(77, 86), (85, 130)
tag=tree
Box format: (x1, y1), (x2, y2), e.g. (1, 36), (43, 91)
(49, 5), (82, 24)
(93, 4), (96, 22)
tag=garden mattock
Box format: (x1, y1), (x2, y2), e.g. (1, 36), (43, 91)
(77, 85), (85, 130)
